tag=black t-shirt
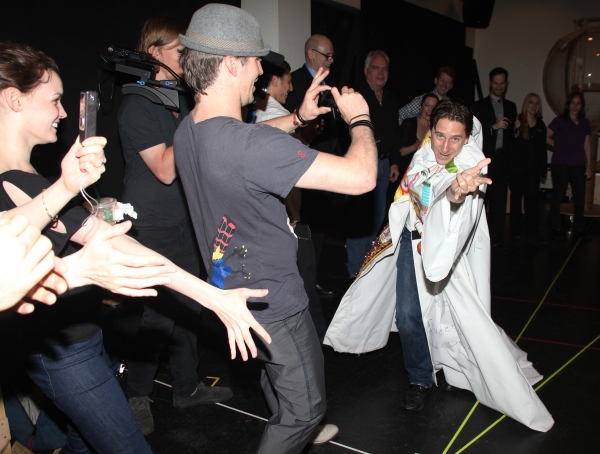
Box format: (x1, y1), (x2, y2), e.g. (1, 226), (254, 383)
(174, 116), (318, 323)
(0, 171), (101, 347)
(118, 93), (192, 230)
(358, 84), (400, 160)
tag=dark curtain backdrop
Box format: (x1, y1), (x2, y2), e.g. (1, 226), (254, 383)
(312, 0), (475, 108)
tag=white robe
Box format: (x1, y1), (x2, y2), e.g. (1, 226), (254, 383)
(324, 123), (554, 432)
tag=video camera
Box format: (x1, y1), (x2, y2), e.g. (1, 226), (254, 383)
(101, 46), (186, 111)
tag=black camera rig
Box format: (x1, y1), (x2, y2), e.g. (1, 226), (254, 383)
(102, 46), (185, 111)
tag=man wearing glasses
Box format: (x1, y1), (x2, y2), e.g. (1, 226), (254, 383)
(286, 34), (337, 153)
(286, 34), (343, 294)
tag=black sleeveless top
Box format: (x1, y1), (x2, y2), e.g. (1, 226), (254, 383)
(0, 170), (101, 348)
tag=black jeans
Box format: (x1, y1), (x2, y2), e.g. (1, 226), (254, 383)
(127, 221), (203, 398)
(509, 169), (541, 236)
(550, 164), (586, 233)
(257, 308), (326, 454)
(295, 223), (327, 342)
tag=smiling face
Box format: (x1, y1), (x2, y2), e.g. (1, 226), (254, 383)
(420, 96), (438, 122)
(434, 72), (454, 97)
(430, 118), (468, 165)
(364, 55), (389, 91)
(271, 71), (293, 105)
(20, 70), (66, 147)
(490, 73), (507, 99)
(150, 38), (184, 79)
(307, 36), (335, 71)
(569, 95), (583, 119)
(239, 56), (264, 106)
(526, 95), (541, 117)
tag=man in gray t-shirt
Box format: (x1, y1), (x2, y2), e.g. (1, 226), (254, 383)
(175, 4), (377, 452)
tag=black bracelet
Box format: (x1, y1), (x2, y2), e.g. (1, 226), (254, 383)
(350, 113), (370, 122)
(349, 119), (374, 133)
(295, 109), (311, 125)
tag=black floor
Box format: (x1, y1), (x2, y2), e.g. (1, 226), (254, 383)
(120, 194), (599, 454)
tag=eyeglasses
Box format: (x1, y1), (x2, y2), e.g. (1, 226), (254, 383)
(312, 49), (336, 61)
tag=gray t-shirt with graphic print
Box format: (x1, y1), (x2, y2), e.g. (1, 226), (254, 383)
(174, 116), (319, 323)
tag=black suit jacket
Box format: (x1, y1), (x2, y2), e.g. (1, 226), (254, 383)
(285, 65), (314, 114)
(472, 96), (518, 158)
(284, 65), (347, 155)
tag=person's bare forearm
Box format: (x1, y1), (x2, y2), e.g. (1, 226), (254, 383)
(347, 125), (378, 173)
(0, 178), (77, 229)
(262, 113), (298, 134)
(107, 231), (221, 309)
(107, 229), (271, 360)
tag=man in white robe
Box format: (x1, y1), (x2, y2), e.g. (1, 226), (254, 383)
(324, 99), (553, 432)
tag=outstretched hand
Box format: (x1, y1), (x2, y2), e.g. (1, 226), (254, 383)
(0, 215), (66, 314)
(297, 67), (333, 121)
(448, 158), (492, 202)
(209, 288), (272, 361)
(61, 221), (176, 296)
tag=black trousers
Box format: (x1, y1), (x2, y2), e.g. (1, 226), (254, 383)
(127, 221), (203, 398)
(509, 169), (541, 236)
(486, 151), (510, 243)
(257, 308), (326, 454)
(295, 223), (327, 342)
(550, 164), (586, 233)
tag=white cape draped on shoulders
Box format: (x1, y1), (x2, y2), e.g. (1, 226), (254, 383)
(324, 122), (554, 432)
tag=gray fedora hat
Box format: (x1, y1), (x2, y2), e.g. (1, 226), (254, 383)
(180, 4), (271, 57)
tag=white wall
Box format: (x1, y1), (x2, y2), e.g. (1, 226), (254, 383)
(473, 0), (599, 119)
(242, 0), (311, 70)
(407, 0), (598, 120)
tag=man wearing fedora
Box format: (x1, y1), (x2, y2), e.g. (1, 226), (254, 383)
(174, 4), (377, 453)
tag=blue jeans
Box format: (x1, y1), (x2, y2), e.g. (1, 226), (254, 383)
(395, 228), (433, 388)
(23, 331), (152, 454)
(346, 158), (390, 276)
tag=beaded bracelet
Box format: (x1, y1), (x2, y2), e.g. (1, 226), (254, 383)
(41, 189), (58, 223)
(348, 119), (374, 133)
(292, 110), (308, 128)
(294, 109), (311, 126)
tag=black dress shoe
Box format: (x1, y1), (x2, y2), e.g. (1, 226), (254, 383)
(315, 284), (337, 297)
(402, 384), (428, 411)
(441, 381), (458, 392)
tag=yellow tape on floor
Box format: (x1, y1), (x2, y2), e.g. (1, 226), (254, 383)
(442, 235), (587, 454)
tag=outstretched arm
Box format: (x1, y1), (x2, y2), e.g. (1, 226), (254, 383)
(69, 217), (272, 361)
(0, 136), (106, 229)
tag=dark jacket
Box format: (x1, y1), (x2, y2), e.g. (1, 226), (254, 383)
(510, 118), (548, 176)
(285, 65), (347, 155)
(472, 96), (518, 157)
